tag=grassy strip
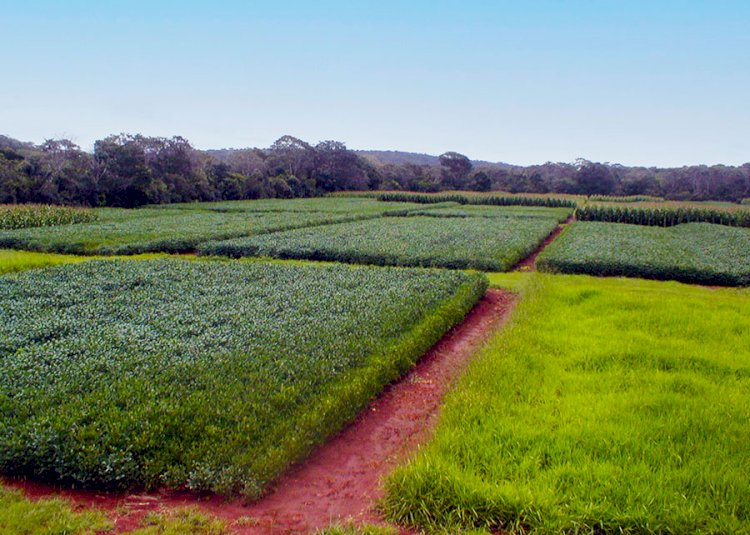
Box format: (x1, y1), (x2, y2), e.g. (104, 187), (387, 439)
(0, 259), (486, 496)
(383, 274), (750, 534)
(0, 249), (169, 275)
(576, 203), (750, 227)
(0, 486), (111, 534)
(199, 216), (559, 272)
(587, 195), (664, 203)
(0, 204), (97, 230)
(538, 222), (750, 286)
(0, 210), (376, 254)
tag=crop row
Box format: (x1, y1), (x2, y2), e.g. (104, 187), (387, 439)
(0, 259), (487, 496)
(199, 216), (560, 271)
(399, 204), (573, 223)
(0, 204), (97, 230)
(537, 221), (750, 286)
(587, 194), (665, 203)
(576, 204), (750, 227)
(0, 210), (375, 255)
(376, 191), (578, 208)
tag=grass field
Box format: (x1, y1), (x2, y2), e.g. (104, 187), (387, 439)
(156, 197), (427, 214)
(538, 221), (750, 286)
(199, 215), (559, 271)
(405, 204), (573, 222)
(0, 258), (485, 496)
(384, 274), (750, 534)
(0, 209), (374, 254)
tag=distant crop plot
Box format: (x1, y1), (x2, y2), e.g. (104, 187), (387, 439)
(538, 221), (750, 286)
(199, 215), (560, 271)
(0, 259), (486, 496)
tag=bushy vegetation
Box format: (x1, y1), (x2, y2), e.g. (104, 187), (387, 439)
(155, 197), (425, 215)
(0, 204), (96, 229)
(576, 203), (750, 227)
(538, 222), (750, 286)
(199, 216), (559, 271)
(384, 274), (750, 533)
(0, 259), (486, 496)
(0, 209), (374, 254)
(377, 191), (578, 208)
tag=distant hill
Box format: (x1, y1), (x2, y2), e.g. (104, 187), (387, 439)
(355, 150), (514, 169)
(0, 134), (36, 152)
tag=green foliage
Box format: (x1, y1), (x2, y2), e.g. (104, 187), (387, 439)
(403, 204), (573, 223)
(538, 222), (750, 286)
(588, 194), (664, 202)
(576, 203), (750, 227)
(742, 198), (750, 205)
(158, 197), (426, 215)
(376, 191), (578, 208)
(0, 259), (486, 496)
(199, 216), (559, 271)
(128, 507), (228, 534)
(384, 274), (750, 534)
(0, 209), (374, 254)
(0, 204), (97, 229)
(0, 486), (111, 534)
(315, 522), (398, 535)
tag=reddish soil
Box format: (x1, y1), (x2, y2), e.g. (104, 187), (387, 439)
(514, 215), (574, 271)
(4, 289), (517, 534)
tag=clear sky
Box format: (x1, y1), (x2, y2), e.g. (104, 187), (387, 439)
(1, 0), (748, 166)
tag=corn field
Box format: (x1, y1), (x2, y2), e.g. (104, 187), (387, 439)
(0, 204), (97, 230)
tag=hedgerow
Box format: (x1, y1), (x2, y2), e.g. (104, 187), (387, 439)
(198, 216), (559, 271)
(0, 259), (486, 496)
(537, 221), (750, 286)
(576, 204), (750, 227)
(377, 191), (577, 208)
(0, 204), (97, 230)
(0, 210), (375, 254)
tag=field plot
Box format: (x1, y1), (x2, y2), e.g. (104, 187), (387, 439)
(0, 259), (486, 497)
(384, 274), (750, 534)
(199, 215), (560, 271)
(538, 221), (750, 286)
(410, 204), (573, 222)
(159, 197), (427, 214)
(0, 209), (372, 254)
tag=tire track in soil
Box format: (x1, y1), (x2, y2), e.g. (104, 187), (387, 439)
(4, 289), (517, 534)
(514, 215), (575, 272)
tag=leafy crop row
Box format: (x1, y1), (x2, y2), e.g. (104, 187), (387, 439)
(587, 194), (664, 203)
(576, 204), (750, 227)
(377, 191), (578, 208)
(0, 259), (487, 496)
(0, 204), (97, 230)
(0, 210), (374, 254)
(538, 221), (750, 286)
(199, 216), (559, 271)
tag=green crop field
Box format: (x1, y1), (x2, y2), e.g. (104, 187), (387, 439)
(0, 258), (485, 496)
(406, 204), (573, 222)
(0, 209), (374, 255)
(156, 197), (427, 214)
(538, 221), (750, 286)
(384, 274), (750, 534)
(198, 215), (559, 271)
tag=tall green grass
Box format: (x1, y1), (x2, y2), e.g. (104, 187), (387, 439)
(384, 274), (750, 534)
(0, 204), (97, 230)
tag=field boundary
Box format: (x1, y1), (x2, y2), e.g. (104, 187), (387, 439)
(514, 214), (574, 271)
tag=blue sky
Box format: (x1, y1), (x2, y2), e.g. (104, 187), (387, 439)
(1, 1), (748, 166)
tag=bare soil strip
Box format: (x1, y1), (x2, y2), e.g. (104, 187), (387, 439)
(515, 215), (575, 271)
(4, 289), (517, 534)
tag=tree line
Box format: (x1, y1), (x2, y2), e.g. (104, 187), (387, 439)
(1, 133), (748, 207)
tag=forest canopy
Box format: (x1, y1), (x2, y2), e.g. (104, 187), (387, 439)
(1, 133), (748, 207)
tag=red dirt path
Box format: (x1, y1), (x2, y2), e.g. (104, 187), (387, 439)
(514, 215), (574, 272)
(4, 289), (516, 534)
